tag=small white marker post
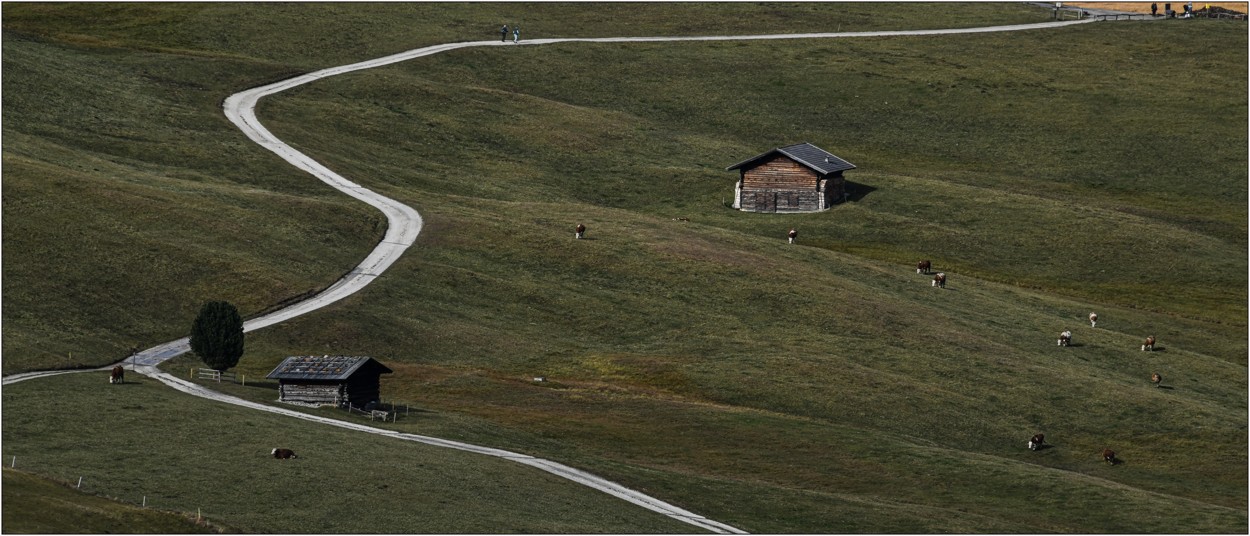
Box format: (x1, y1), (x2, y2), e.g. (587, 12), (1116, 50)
(143, 496), (147, 507)
(10, 456), (15, 468)
(77, 476), (82, 489)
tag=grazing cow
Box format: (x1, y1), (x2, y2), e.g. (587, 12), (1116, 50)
(932, 272), (946, 288)
(575, 223), (586, 240)
(917, 260), (932, 275)
(788, 228), (798, 244)
(1057, 330), (1072, 347)
(271, 448), (298, 460)
(1151, 372), (1162, 388)
(109, 365), (124, 385)
(1102, 448), (1118, 465)
(1089, 312), (1098, 328)
(1028, 433), (1046, 451)
(1142, 335), (1156, 351)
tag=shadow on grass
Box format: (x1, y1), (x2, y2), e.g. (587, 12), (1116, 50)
(844, 181), (877, 203)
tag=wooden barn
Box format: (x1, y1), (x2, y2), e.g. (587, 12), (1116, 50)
(266, 355), (392, 408)
(727, 142), (856, 213)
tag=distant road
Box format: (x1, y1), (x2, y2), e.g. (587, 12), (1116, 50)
(5, 17), (1108, 534)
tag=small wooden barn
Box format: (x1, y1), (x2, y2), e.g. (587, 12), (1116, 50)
(726, 142), (856, 213)
(266, 355), (392, 408)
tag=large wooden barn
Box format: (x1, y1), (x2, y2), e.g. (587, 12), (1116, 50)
(727, 142), (856, 213)
(266, 355), (392, 408)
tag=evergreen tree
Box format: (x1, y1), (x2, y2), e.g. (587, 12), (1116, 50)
(189, 301), (244, 371)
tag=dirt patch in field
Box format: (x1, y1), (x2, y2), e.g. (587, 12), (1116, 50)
(1066, 1), (1247, 14)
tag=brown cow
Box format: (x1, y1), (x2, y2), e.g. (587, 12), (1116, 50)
(932, 272), (946, 288)
(575, 223), (586, 240)
(1028, 433), (1046, 451)
(1141, 335), (1156, 351)
(272, 448), (298, 460)
(109, 365), (124, 385)
(917, 260), (932, 275)
(1102, 448), (1118, 465)
(1151, 372), (1163, 388)
(1089, 312), (1098, 328)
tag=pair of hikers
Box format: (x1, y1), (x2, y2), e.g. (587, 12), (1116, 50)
(500, 24), (520, 43)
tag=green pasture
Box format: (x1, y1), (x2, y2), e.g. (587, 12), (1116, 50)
(1, 373), (694, 534)
(2, 467), (222, 534)
(3, 3), (1246, 534)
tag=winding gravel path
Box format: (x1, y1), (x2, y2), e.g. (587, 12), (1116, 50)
(5, 17), (1107, 534)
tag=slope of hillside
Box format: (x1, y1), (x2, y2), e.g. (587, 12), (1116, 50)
(2, 468), (222, 534)
(3, 3), (1245, 533)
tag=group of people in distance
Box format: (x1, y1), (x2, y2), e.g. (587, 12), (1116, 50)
(500, 24), (521, 43)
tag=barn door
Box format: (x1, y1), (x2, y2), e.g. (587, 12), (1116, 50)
(755, 192), (777, 213)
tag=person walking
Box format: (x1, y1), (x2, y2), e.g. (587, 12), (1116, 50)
(787, 228), (798, 244)
(1151, 2), (1158, 15)
(513, 25), (520, 44)
(501, 24), (509, 42)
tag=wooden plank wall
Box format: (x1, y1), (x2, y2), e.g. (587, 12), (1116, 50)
(279, 382), (343, 405)
(344, 376), (382, 407)
(740, 157), (824, 212)
(742, 158), (819, 190)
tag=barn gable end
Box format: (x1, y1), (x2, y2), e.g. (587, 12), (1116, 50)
(727, 142), (856, 213)
(266, 355), (393, 408)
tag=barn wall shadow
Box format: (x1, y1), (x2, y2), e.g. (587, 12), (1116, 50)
(843, 182), (877, 203)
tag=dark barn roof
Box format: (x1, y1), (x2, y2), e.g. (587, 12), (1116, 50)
(726, 142), (856, 175)
(266, 355), (393, 381)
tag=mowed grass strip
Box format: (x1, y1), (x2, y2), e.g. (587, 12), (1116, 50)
(0, 372), (697, 534)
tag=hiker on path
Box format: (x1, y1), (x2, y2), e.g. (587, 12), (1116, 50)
(501, 24), (509, 42)
(513, 25), (520, 43)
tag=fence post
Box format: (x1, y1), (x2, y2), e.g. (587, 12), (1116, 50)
(77, 476), (82, 489)
(10, 456), (14, 468)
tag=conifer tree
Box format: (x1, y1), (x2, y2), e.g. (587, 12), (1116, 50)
(189, 301), (244, 371)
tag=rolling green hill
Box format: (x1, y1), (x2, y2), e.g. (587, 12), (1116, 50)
(3, 3), (1245, 533)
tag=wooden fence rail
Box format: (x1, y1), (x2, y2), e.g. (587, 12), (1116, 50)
(191, 368), (244, 385)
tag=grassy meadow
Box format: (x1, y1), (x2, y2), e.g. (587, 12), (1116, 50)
(3, 3), (1246, 534)
(2, 467), (225, 534)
